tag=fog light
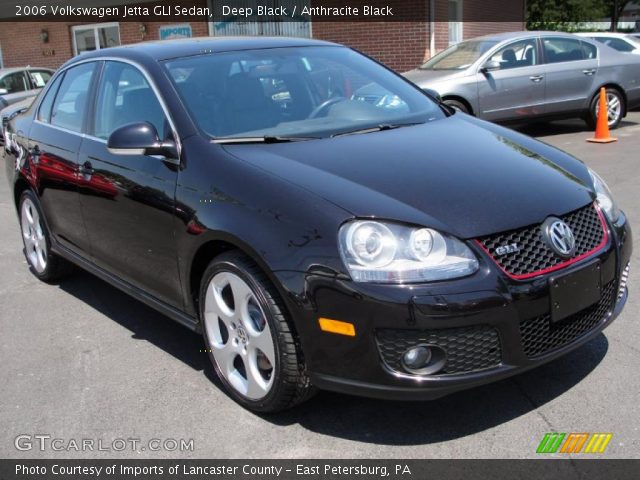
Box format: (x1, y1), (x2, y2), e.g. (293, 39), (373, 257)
(401, 344), (446, 375)
(403, 346), (432, 370)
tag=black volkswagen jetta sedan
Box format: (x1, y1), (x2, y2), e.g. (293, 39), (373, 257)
(4, 37), (632, 412)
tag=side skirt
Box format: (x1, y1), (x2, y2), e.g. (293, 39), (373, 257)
(51, 241), (200, 332)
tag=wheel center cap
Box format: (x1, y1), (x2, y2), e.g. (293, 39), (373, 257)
(236, 326), (248, 344)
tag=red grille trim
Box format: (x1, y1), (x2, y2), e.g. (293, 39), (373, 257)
(475, 203), (609, 281)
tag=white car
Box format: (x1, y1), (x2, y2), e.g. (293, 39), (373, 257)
(576, 32), (640, 54)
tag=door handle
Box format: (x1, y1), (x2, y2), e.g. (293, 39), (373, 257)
(529, 75), (544, 83)
(582, 69), (596, 76)
(80, 160), (94, 179)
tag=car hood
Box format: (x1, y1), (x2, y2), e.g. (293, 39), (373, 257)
(1, 96), (35, 116)
(222, 115), (594, 239)
(402, 68), (469, 86)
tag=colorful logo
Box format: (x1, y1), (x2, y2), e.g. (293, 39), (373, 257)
(536, 433), (613, 454)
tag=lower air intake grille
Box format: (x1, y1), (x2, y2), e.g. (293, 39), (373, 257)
(520, 281), (616, 358)
(376, 325), (501, 375)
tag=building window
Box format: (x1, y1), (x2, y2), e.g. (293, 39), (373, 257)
(207, 0), (311, 37)
(448, 0), (463, 46)
(72, 23), (121, 56)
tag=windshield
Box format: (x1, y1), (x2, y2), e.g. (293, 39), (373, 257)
(163, 46), (445, 140)
(420, 40), (498, 70)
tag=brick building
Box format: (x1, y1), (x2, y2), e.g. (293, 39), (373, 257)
(0, 0), (525, 73)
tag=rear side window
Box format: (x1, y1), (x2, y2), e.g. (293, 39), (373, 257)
(596, 37), (635, 53)
(542, 37), (585, 63)
(29, 70), (52, 88)
(37, 74), (64, 123)
(50, 62), (96, 133)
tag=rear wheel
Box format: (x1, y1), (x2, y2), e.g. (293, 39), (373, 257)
(19, 191), (73, 282)
(199, 251), (314, 412)
(586, 88), (624, 130)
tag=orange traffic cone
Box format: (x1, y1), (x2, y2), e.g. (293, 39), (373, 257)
(587, 87), (617, 143)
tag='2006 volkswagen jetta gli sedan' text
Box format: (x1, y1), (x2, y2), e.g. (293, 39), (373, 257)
(4, 38), (631, 412)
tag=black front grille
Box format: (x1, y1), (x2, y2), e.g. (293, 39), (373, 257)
(478, 203), (605, 277)
(376, 325), (501, 375)
(520, 281), (616, 358)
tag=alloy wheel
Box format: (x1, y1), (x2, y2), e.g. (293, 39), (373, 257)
(595, 92), (622, 127)
(21, 197), (47, 273)
(203, 271), (275, 400)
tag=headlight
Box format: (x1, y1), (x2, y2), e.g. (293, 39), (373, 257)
(589, 168), (620, 222)
(338, 220), (478, 283)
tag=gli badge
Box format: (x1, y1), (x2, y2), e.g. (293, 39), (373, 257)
(495, 243), (520, 256)
(542, 217), (576, 258)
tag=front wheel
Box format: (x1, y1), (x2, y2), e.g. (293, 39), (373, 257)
(443, 99), (470, 114)
(199, 251), (315, 412)
(586, 88), (625, 130)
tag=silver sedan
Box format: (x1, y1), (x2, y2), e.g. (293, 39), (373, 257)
(403, 31), (640, 129)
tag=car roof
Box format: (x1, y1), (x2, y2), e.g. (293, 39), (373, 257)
(576, 32), (634, 37)
(466, 31), (588, 42)
(68, 36), (340, 65)
(0, 66), (54, 75)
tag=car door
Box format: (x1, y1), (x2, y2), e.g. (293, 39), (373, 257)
(78, 60), (182, 308)
(27, 62), (98, 255)
(477, 38), (546, 121)
(541, 36), (598, 115)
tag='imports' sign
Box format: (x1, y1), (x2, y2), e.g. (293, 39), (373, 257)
(159, 24), (192, 40)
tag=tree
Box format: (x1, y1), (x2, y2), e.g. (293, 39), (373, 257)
(526, 0), (607, 31)
(603, 0), (632, 31)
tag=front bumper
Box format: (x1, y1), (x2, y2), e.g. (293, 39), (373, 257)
(277, 212), (632, 401)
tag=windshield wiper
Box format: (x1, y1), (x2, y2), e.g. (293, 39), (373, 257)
(213, 135), (319, 144)
(331, 122), (424, 138)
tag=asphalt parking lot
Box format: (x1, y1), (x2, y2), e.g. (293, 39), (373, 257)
(1, 112), (639, 459)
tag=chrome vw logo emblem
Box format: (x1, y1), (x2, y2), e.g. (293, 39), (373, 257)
(542, 217), (576, 258)
(236, 325), (248, 344)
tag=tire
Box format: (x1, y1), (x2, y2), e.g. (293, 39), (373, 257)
(586, 88), (625, 130)
(18, 190), (74, 282)
(443, 99), (470, 114)
(199, 251), (315, 412)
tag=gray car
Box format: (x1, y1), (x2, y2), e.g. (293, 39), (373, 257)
(403, 31), (640, 129)
(0, 67), (54, 110)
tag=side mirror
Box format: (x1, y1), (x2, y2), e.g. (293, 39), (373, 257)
(0, 88), (8, 95)
(107, 122), (179, 162)
(481, 60), (501, 73)
(422, 88), (442, 103)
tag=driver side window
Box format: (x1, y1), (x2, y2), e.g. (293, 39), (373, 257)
(488, 39), (538, 70)
(93, 61), (169, 141)
(0, 71), (29, 93)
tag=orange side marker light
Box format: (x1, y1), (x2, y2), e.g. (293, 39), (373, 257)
(318, 318), (356, 337)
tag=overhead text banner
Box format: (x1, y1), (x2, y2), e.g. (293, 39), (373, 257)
(0, 0), (527, 22)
